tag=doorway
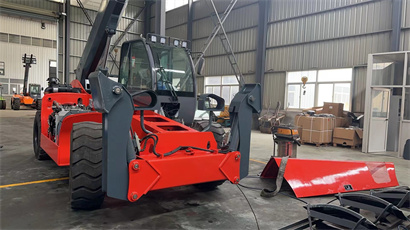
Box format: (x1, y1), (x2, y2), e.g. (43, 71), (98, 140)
(368, 88), (390, 152)
(363, 51), (410, 158)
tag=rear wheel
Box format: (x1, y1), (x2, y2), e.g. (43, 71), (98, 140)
(12, 98), (20, 110)
(33, 111), (50, 160)
(35, 99), (42, 110)
(192, 120), (226, 190)
(0, 100), (6, 110)
(70, 122), (105, 210)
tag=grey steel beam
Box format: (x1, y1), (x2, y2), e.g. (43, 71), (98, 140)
(155, 0), (165, 36)
(187, 0), (193, 49)
(64, 0), (70, 83)
(110, 5), (146, 54)
(391, 0), (402, 51)
(144, 1), (153, 36)
(255, 0), (269, 86)
(0, 1), (58, 20)
(76, 0), (93, 26)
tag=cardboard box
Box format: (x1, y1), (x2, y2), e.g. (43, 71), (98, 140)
(302, 130), (333, 144)
(302, 106), (323, 114)
(333, 127), (363, 146)
(301, 117), (335, 144)
(323, 102), (344, 117)
(294, 115), (308, 139)
(334, 117), (350, 127)
(302, 116), (335, 131)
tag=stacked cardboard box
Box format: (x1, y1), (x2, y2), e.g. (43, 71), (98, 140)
(333, 127), (363, 147)
(294, 115), (306, 140)
(322, 102), (344, 117)
(301, 116), (335, 145)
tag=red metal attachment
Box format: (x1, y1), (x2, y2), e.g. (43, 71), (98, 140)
(260, 158), (399, 198)
(127, 149), (241, 202)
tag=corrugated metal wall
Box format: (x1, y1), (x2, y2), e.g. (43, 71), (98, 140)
(165, 0), (407, 112)
(401, 0), (410, 51)
(2, 0), (409, 107)
(352, 66), (367, 113)
(263, 72), (286, 109)
(68, 1), (145, 81)
(1, 0), (145, 84)
(165, 0), (258, 94)
(0, 14), (57, 93)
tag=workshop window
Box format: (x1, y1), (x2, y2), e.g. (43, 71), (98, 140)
(166, 0), (199, 11)
(204, 75), (240, 105)
(285, 68), (352, 110)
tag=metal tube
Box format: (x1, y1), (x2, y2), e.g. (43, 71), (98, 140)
(140, 110), (152, 134)
(64, 0), (70, 83)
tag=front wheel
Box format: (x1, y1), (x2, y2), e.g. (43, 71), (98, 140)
(11, 98), (20, 110)
(70, 122), (105, 210)
(0, 100), (6, 110)
(33, 111), (50, 160)
(192, 120), (225, 148)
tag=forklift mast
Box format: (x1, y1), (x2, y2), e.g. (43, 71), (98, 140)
(22, 54), (36, 96)
(75, 0), (128, 87)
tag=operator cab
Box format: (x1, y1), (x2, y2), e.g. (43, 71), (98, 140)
(28, 84), (41, 99)
(118, 34), (196, 125)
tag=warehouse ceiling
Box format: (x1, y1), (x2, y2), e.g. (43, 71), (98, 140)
(70, 0), (102, 11)
(70, 0), (143, 11)
(48, 0), (144, 11)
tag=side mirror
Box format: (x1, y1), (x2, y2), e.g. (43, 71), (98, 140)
(131, 90), (159, 111)
(197, 94), (224, 132)
(198, 94), (224, 112)
(41, 87), (44, 91)
(196, 57), (205, 76)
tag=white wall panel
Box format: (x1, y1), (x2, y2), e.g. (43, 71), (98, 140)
(0, 42), (56, 90)
(0, 15), (57, 40)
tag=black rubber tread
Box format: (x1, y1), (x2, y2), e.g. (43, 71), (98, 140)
(70, 174), (102, 190)
(12, 98), (20, 110)
(192, 120), (225, 148)
(35, 99), (42, 110)
(33, 111), (50, 160)
(0, 100), (6, 109)
(70, 122), (105, 210)
(70, 160), (102, 178)
(192, 120), (226, 190)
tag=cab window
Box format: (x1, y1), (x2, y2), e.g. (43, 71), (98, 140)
(119, 41), (152, 92)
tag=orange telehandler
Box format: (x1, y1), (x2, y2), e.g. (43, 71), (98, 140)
(11, 54), (42, 110)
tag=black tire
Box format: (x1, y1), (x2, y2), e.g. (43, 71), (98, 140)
(35, 99), (42, 110)
(70, 122), (105, 210)
(192, 120), (226, 190)
(12, 98), (20, 110)
(33, 111), (50, 160)
(0, 100), (6, 110)
(192, 120), (225, 148)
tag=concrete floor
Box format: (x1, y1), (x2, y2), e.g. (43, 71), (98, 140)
(0, 109), (409, 229)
